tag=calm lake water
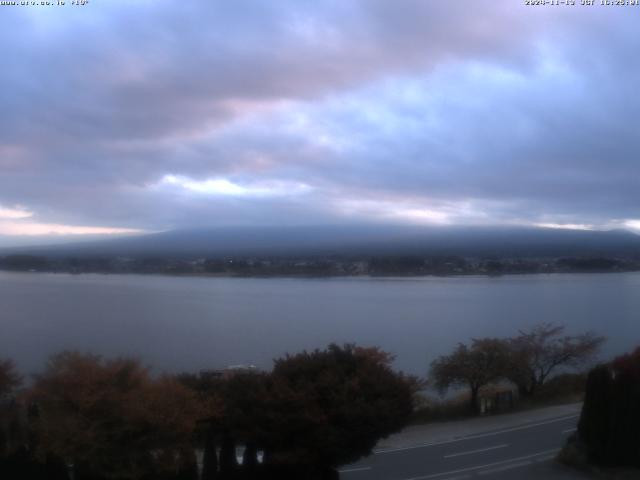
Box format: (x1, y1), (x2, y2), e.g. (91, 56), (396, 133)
(1, 271), (639, 376)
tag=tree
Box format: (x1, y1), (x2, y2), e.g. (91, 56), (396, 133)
(218, 372), (271, 475)
(576, 347), (640, 468)
(1, 359), (27, 479)
(0, 360), (21, 396)
(430, 338), (510, 413)
(176, 371), (224, 480)
(28, 352), (202, 480)
(261, 344), (417, 476)
(506, 323), (605, 397)
(577, 364), (614, 465)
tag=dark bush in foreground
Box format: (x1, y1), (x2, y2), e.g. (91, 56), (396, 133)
(262, 344), (418, 470)
(576, 347), (640, 468)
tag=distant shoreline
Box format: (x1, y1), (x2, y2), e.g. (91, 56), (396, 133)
(2, 266), (639, 280)
(2, 251), (640, 279)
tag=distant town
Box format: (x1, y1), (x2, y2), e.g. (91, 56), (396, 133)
(1, 253), (639, 277)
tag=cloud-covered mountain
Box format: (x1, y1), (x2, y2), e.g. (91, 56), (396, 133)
(7, 226), (640, 260)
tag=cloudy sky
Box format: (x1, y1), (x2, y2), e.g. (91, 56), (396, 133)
(1, 0), (639, 246)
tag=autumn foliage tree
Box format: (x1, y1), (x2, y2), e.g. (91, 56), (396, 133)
(0, 359), (24, 469)
(29, 352), (202, 480)
(430, 338), (510, 413)
(0, 359), (21, 397)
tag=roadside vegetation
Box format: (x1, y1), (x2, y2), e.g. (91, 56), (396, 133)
(0, 325), (622, 479)
(422, 323), (604, 420)
(0, 344), (418, 480)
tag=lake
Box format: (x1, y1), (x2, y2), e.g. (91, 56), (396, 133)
(1, 271), (639, 377)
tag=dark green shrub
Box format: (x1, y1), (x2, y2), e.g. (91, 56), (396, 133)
(577, 347), (640, 468)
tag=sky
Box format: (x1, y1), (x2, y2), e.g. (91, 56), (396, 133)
(1, 0), (640, 246)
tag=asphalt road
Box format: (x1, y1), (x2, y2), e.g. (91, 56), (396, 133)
(339, 413), (587, 480)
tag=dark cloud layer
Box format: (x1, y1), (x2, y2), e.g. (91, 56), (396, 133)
(1, 1), (639, 243)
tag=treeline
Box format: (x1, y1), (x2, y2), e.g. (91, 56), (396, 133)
(429, 323), (605, 413)
(1, 254), (639, 277)
(0, 345), (417, 480)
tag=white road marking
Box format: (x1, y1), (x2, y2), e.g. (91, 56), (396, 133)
(535, 454), (558, 462)
(338, 466), (372, 474)
(440, 476), (471, 480)
(562, 427), (577, 434)
(401, 448), (560, 480)
(443, 444), (508, 459)
(376, 414), (579, 454)
(477, 460), (531, 475)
